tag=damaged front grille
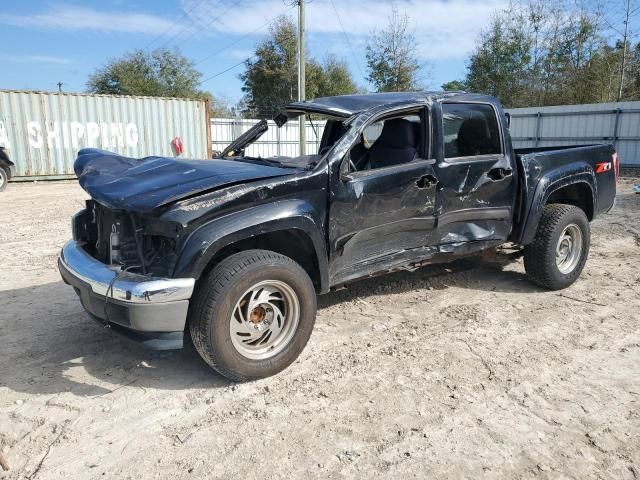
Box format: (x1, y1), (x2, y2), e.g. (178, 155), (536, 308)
(73, 200), (178, 276)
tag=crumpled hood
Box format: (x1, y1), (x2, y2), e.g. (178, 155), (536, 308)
(74, 148), (298, 213)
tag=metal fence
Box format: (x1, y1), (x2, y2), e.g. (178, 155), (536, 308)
(213, 101), (640, 167)
(211, 118), (325, 158)
(506, 101), (640, 166)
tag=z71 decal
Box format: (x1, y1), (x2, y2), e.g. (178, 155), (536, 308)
(595, 162), (612, 174)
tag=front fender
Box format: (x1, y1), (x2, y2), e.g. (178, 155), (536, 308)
(518, 164), (596, 245)
(172, 199), (328, 290)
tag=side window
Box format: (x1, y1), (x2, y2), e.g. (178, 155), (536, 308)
(442, 103), (501, 159)
(349, 112), (426, 172)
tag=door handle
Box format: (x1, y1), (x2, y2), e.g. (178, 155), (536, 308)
(416, 174), (438, 189)
(487, 168), (513, 181)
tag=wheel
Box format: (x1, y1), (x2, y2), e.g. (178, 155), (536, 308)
(0, 167), (7, 192)
(524, 204), (590, 290)
(189, 249), (317, 381)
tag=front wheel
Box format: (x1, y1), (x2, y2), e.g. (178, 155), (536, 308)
(189, 249), (317, 381)
(0, 167), (7, 192)
(524, 204), (590, 290)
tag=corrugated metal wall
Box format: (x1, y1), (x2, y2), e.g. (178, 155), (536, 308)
(506, 102), (640, 166)
(0, 90), (210, 179)
(211, 118), (325, 157)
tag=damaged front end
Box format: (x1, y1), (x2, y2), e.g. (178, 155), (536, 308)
(59, 199), (195, 350)
(58, 143), (313, 349)
(72, 200), (182, 277)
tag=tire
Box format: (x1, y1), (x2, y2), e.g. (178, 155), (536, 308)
(0, 167), (7, 192)
(189, 249), (317, 381)
(524, 204), (590, 290)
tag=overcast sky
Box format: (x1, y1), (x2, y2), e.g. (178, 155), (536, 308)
(0, 0), (630, 103)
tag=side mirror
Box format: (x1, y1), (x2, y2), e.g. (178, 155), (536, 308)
(505, 112), (511, 129)
(339, 153), (353, 182)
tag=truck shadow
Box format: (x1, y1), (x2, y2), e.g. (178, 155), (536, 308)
(0, 282), (232, 397)
(0, 257), (537, 397)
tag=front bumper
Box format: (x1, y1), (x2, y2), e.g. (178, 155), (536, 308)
(58, 240), (195, 350)
(8, 164), (16, 179)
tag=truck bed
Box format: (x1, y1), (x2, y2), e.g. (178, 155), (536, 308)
(512, 143), (617, 244)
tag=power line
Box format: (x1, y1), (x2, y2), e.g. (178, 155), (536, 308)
(156, 0), (227, 50)
(172, 0), (243, 50)
(143, 0), (208, 50)
(328, 0), (365, 80)
(194, 5), (296, 66)
(199, 56), (254, 85)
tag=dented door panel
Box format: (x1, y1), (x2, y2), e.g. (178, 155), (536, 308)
(329, 160), (437, 282)
(434, 156), (516, 243)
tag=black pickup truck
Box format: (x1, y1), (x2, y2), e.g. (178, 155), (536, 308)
(0, 147), (16, 191)
(58, 92), (618, 381)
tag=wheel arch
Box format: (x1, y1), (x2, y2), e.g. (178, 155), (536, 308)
(545, 181), (594, 220)
(518, 170), (596, 246)
(173, 201), (329, 293)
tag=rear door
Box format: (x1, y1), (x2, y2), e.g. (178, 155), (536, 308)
(434, 102), (517, 245)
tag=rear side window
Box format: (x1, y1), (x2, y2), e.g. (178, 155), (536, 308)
(442, 103), (501, 159)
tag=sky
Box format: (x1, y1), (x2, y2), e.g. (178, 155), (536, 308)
(0, 0), (629, 104)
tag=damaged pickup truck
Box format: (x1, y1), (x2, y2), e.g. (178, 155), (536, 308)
(59, 92), (618, 381)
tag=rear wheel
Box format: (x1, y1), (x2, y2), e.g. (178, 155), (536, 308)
(189, 249), (317, 381)
(524, 204), (590, 290)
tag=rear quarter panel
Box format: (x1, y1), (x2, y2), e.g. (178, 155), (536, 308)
(515, 144), (616, 245)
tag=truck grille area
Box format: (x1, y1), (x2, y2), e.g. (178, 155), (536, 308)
(73, 200), (177, 276)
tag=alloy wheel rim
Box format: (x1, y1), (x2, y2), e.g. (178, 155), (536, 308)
(229, 280), (300, 360)
(555, 224), (583, 274)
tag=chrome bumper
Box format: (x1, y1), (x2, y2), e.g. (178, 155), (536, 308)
(59, 240), (194, 304)
(58, 240), (195, 348)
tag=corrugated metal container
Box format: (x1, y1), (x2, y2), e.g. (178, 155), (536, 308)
(0, 90), (211, 179)
(211, 118), (325, 158)
(506, 101), (640, 166)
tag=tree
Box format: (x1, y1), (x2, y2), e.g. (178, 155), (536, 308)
(451, 0), (639, 107)
(441, 80), (467, 91)
(87, 48), (205, 99)
(365, 6), (421, 92)
(209, 94), (237, 118)
(240, 16), (358, 118)
(464, 10), (532, 107)
(316, 55), (358, 97)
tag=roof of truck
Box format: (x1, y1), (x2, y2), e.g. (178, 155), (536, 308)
(284, 91), (497, 117)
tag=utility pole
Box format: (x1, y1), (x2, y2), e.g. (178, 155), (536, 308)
(617, 0), (631, 102)
(57, 82), (63, 93)
(297, 0), (306, 156)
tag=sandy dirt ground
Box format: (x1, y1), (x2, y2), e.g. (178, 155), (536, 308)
(0, 179), (638, 479)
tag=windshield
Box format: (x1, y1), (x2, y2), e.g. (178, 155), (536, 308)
(216, 112), (349, 169)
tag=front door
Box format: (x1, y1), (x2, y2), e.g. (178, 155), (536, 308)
(328, 110), (438, 285)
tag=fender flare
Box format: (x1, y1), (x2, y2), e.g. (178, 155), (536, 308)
(172, 199), (329, 292)
(519, 166), (596, 245)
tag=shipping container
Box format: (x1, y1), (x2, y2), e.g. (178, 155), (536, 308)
(0, 90), (211, 179)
